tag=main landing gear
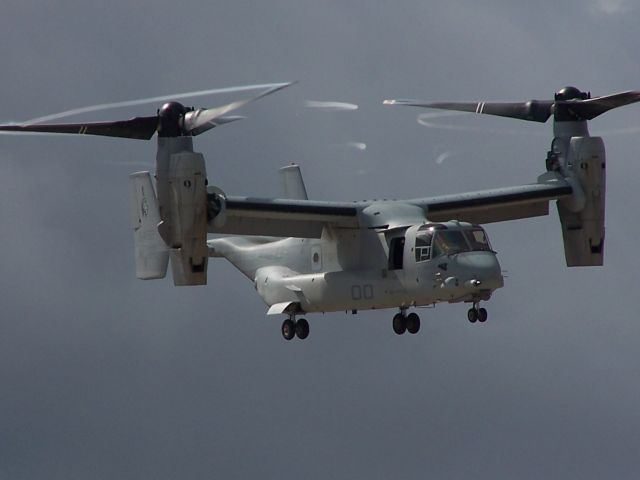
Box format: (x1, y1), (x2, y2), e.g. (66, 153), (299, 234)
(467, 304), (488, 324)
(392, 310), (421, 335)
(281, 316), (309, 341)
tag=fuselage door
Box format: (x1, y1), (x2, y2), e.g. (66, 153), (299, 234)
(388, 236), (405, 270)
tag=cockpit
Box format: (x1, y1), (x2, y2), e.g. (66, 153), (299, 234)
(414, 223), (492, 262)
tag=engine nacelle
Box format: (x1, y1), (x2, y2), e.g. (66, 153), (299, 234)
(557, 136), (606, 266)
(157, 150), (209, 285)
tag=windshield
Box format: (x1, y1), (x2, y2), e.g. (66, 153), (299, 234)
(432, 230), (469, 257)
(414, 226), (492, 261)
(464, 228), (492, 251)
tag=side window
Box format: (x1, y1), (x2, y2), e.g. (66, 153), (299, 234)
(415, 232), (433, 262)
(388, 237), (405, 270)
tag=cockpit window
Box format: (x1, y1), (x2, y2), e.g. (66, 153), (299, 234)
(414, 226), (492, 261)
(414, 230), (433, 262)
(432, 230), (469, 257)
(464, 228), (492, 251)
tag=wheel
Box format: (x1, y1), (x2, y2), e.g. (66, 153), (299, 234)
(478, 308), (488, 323)
(281, 319), (296, 340)
(392, 313), (407, 335)
(406, 312), (421, 334)
(295, 318), (310, 339)
(467, 308), (478, 323)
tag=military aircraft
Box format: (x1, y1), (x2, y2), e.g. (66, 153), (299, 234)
(1, 84), (639, 340)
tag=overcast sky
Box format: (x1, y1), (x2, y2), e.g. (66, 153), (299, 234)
(1, 1), (640, 479)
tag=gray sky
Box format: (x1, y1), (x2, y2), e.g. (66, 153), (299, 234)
(1, 1), (640, 478)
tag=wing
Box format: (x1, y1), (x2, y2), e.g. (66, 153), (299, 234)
(207, 175), (574, 238)
(208, 196), (360, 238)
(409, 176), (574, 224)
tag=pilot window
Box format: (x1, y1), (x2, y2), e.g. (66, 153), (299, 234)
(414, 231), (433, 262)
(413, 225), (492, 261)
(432, 230), (468, 257)
(464, 228), (492, 251)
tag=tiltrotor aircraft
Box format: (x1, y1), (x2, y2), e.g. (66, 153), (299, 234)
(1, 84), (639, 340)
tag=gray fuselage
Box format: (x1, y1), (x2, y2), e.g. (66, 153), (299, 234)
(208, 218), (504, 315)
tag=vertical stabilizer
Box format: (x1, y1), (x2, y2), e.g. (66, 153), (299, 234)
(279, 164), (308, 200)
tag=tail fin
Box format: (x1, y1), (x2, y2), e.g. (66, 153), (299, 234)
(279, 164), (308, 200)
(129, 172), (169, 279)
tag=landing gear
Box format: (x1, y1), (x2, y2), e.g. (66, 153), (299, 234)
(406, 312), (421, 334)
(281, 319), (296, 340)
(281, 316), (310, 340)
(295, 318), (310, 339)
(467, 304), (488, 324)
(392, 313), (406, 335)
(393, 311), (421, 335)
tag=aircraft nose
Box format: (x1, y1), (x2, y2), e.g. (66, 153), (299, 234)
(455, 251), (503, 287)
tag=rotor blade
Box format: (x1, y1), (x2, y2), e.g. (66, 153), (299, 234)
(0, 116), (159, 140)
(560, 90), (640, 120)
(183, 82), (295, 136)
(384, 98), (553, 123)
(212, 115), (245, 125)
(23, 82), (295, 125)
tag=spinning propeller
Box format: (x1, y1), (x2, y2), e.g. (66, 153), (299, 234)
(0, 82), (294, 140)
(384, 86), (640, 123)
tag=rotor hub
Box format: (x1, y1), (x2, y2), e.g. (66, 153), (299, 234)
(555, 86), (589, 101)
(158, 102), (188, 137)
(553, 87), (592, 122)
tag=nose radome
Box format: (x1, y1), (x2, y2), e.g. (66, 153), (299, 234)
(455, 251), (502, 280)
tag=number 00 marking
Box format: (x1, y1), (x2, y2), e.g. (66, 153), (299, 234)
(351, 284), (374, 300)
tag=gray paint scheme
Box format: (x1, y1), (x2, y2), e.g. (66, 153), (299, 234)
(204, 99), (605, 315)
(206, 171), (570, 314)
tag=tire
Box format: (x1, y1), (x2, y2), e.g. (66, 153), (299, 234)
(281, 319), (296, 340)
(295, 318), (310, 339)
(467, 308), (478, 323)
(406, 312), (421, 334)
(392, 313), (407, 335)
(478, 308), (488, 323)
